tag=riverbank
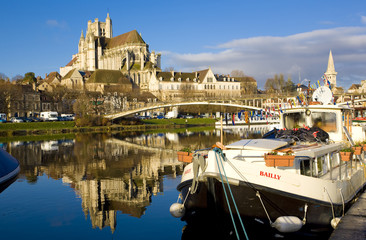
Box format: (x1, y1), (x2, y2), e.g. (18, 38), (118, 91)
(0, 118), (217, 142)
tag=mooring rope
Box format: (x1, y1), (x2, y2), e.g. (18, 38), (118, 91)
(324, 187), (335, 220)
(214, 148), (249, 240)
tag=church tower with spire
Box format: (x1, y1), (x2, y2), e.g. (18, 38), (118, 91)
(324, 50), (337, 88)
(60, 13), (162, 90)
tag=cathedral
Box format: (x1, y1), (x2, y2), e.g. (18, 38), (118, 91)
(60, 13), (161, 90)
(59, 14), (251, 99)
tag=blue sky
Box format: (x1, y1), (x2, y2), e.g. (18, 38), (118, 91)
(1, 0), (366, 89)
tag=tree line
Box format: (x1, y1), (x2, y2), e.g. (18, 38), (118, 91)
(264, 74), (296, 94)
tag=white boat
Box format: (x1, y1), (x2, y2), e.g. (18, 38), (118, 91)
(171, 103), (366, 237)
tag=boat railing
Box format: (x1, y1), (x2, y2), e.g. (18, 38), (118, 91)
(297, 149), (365, 180)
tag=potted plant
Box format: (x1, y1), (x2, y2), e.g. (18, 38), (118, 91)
(339, 147), (354, 161)
(264, 151), (295, 167)
(362, 141), (366, 151)
(352, 142), (363, 155)
(177, 147), (194, 163)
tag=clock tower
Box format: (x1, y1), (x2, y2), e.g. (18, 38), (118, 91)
(324, 50), (337, 88)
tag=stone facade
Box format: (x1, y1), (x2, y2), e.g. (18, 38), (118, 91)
(60, 14), (161, 91)
(9, 85), (41, 117)
(60, 69), (86, 90)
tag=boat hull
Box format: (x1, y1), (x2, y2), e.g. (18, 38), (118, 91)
(178, 177), (356, 235)
(0, 148), (20, 185)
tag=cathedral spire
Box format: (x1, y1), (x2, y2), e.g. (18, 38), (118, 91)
(326, 50), (336, 73)
(324, 50), (337, 88)
(80, 30), (85, 40)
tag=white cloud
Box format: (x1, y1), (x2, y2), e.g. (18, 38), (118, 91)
(162, 27), (366, 89)
(362, 16), (366, 24)
(46, 20), (67, 29)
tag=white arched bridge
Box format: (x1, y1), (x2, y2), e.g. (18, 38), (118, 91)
(103, 93), (366, 120)
(104, 101), (264, 120)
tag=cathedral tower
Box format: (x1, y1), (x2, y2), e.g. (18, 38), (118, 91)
(324, 50), (337, 88)
(105, 13), (112, 38)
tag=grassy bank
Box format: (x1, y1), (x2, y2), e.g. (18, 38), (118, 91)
(0, 121), (76, 130)
(0, 118), (216, 140)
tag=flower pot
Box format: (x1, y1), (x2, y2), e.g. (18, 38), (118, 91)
(363, 144), (366, 151)
(177, 151), (193, 163)
(264, 154), (295, 167)
(352, 146), (362, 155)
(340, 152), (353, 161)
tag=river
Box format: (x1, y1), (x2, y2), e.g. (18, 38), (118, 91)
(0, 126), (269, 240)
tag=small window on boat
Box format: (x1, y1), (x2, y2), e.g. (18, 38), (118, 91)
(311, 112), (337, 132)
(283, 112), (306, 129)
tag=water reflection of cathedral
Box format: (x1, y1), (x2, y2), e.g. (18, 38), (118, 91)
(7, 133), (193, 232)
(7, 130), (243, 232)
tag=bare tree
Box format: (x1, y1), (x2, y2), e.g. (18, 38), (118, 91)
(73, 93), (91, 119)
(0, 81), (18, 115)
(230, 70), (245, 77)
(164, 66), (174, 72)
(12, 74), (23, 83)
(0, 72), (8, 81)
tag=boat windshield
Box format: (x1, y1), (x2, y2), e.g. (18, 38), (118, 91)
(311, 112), (337, 132)
(283, 111), (337, 132)
(283, 112), (306, 129)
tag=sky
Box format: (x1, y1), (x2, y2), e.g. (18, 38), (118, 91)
(1, 0), (366, 89)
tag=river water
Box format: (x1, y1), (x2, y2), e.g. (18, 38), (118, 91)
(0, 126), (269, 240)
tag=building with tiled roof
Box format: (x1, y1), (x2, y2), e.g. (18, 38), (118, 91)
(348, 83), (361, 93)
(60, 14), (161, 90)
(37, 72), (62, 92)
(149, 68), (241, 101)
(61, 69), (86, 90)
(86, 70), (132, 93)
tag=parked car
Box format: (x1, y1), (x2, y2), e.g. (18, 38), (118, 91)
(157, 115), (165, 119)
(40, 111), (58, 121)
(57, 116), (67, 121)
(19, 117), (32, 122)
(60, 114), (75, 121)
(0, 113), (7, 123)
(10, 117), (24, 123)
(28, 117), (41, 122)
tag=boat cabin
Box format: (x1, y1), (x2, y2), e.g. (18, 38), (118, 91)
(280, 105), (354, 142)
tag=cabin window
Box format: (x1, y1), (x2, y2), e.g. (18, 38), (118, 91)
(311, 112), (337, 132)
(283, 112), (306, 129)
